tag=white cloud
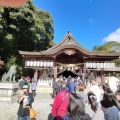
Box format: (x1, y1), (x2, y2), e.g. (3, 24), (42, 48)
(103, 28), (120, 43)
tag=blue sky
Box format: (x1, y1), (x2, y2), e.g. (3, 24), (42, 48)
(33, 0), (120, 50)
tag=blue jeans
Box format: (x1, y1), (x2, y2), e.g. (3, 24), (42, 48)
(18, 116), (30, 120)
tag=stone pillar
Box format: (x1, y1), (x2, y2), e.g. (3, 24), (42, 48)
(101, 70), (105, 85)
(34, 69), (38, 83)
(54, 67), (57, 78)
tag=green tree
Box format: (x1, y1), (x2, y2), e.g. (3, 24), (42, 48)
(0, 0), (54, 76)
(93, 41), (120, 66)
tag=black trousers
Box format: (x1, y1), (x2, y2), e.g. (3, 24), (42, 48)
(32, 90), (36, 97)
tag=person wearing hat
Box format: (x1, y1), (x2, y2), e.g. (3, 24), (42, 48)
(17, 88), (32, 120)
(22, 85), (29, 95)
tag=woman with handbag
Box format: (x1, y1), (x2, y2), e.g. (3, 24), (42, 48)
(52, 84), (70, 120)
(17, 87), (32, 120)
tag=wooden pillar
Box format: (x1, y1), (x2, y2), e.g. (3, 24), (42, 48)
(54, 67), (57, 78)
(82, 64), (85, 83)
(34, 68), (38, 83)
(101, 70), (105, 85)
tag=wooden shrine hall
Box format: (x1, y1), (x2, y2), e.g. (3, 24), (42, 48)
(19, 32), (120, 85)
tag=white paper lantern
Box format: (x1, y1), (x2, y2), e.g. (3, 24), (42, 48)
(37, 61), (39, 67)
(111, 63), (115, 69)
(50, 62), (53, 67)
(92, 63), (97, 68)
(89, 62), (93, 68)
(33, 61), (37, 66)
(104, 63), (108, 69)
(86, 62), (90, 68)
(107, 63), (110, 69)
(26, 61), (30, 66)
(46, 61), (50, 67)
(44, 61), (47, 67)
(30, 61), (33, 66)
(96, 63), (99, 68)
(100, 63), (104, 68)
(40, 61), (43, 67)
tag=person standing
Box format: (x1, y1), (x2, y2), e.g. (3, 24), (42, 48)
(19, 77), (26, 90)
(77, 83), (88, 103)
(52, 78), (58, 98)
(68, 78), (76, 93)
(100, 84), (120, 120)
(17, 89), (31, 120)
(86, 92), (105, 120)
(52, 84), (70, 120)
(31, 80), (37, 97)
(89, 80), (101, 103)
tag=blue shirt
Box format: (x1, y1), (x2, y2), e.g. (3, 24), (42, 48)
(68, 82), (76, 93)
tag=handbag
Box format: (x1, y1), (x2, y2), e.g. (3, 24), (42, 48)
(29, 107), (36, 119)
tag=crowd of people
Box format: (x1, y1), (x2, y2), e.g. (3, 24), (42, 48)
(16, 75), (120, 120)
(50, 77), (120, 120)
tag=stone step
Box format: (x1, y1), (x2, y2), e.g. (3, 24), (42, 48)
(36, 86), (52, 93)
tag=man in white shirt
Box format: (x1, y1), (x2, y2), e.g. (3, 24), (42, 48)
(89, 80), (101, 103)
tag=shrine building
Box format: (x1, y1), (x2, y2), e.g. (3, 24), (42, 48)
(19, 32), (120, 85)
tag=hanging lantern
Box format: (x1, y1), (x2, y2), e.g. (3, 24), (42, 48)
(111, 63), (115, 69)
(37, 61), (39, 67)
(60, 66), (63, 70)
(0, 0), (29, 8)
(92, 62), (97, 68)
(44, 61), (47, 67)
(40, 61), (43, 67)
(30, 61), (33, 66)
(46, 61), (50, 67)
(89, 62), (93, 68)
(107, 63), (111, 69)
(100, 63), (104, 69)
(86, 62), (90, 68)
(67, 67), (70, 71)
(75, 66), (78, 70)
(96, 63), (100, 68)
(33, 61), (37, 66)
(104, 63), (107, 69)
(26, 61), (30, 66)
(50, 62), (53, 67)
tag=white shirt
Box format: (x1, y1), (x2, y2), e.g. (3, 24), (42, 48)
(90, 85), (101, 102)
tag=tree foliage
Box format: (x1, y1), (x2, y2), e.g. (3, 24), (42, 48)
(0, 0), (54, 77)
(93, 41), (120, 66)
(93, 41), (120, 53)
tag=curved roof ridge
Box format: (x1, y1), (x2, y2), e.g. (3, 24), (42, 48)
(45, 32), (92, 53)
(67, 33), (92, 53)
(45, 33), (69, 51)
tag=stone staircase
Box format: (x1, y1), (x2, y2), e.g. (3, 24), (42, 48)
(36, 85), (52, 93)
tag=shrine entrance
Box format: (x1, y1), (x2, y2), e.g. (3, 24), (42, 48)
(19, 32), (120, 86)
(58, 70), (78, 78)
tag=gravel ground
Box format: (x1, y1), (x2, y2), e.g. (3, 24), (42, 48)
(0, 92), (53, 120)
